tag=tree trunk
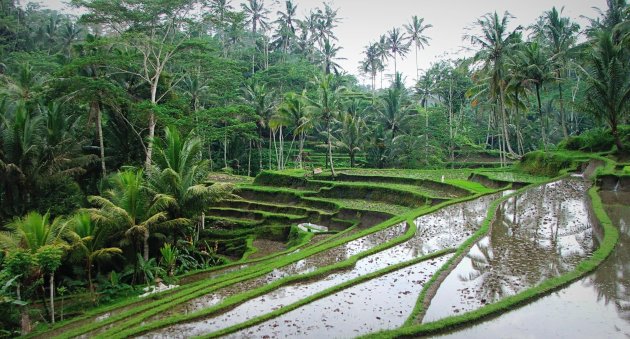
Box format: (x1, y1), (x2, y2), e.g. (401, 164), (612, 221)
(612, 124), (624, 152)
(87, 258), (96, 303)
(536, 84), (547, 150)
(415, 46), (419, 82)
(498, 87), (517, 157)
(91, 100), (106, 178)
(18, 284), (31, 335)
(268, 130), (272, 170)
(327, 118), (335, 177)
(557, 76), (568, 138)
(145, 83), (159, 169)
(425, 102), (429, 165)
(299, 132), (305, 169)
(223, 133), (228, 169)
(50, 272), (55, 324)
(143, 229), (150, 262)
(248, 139), (252, 176)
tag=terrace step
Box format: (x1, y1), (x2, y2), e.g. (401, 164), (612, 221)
(218, 199), (332, 218)
(207, 207), (308, 224)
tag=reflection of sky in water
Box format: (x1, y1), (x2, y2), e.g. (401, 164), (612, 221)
(229, 255), (452, 339)
(438, 189), (630, 339)
(425, 179), (594, 323)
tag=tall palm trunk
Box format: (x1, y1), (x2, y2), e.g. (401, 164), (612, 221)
(91, 100), (106, 178)
(143, 229), (149, 262)
(298, 131), (305, 169)
(49, 273), (55, 324)
(326, 118), (335, 177)
(535, 84), (547, 150)
(498, 86), (517, 156)
(557, 77), (568, 138)
(145, 83), (158, 169)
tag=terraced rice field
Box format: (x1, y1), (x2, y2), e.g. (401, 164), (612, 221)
(35, 164), (625, 338)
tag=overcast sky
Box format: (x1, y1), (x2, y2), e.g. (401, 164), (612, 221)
(33, 0), (606, 86)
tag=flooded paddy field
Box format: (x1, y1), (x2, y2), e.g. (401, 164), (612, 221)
(438, 188), (630, 338)
(424, 178), (596, 322)
(229, 255), (452, 338)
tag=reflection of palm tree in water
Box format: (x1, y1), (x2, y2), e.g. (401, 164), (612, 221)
(585, 201), (630, 322)
(460, 182), (593, 303)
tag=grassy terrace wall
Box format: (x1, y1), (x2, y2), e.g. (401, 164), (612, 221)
(316, 173), (472, 197)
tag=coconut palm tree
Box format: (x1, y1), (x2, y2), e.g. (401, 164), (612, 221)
(541, 7), (580, 138)
(465, 11), (521, 157)
(404, 16), (432, 81)
(307, 74), (345, 176)
(87, 169), (171, 262)
(580, 30), (629, 152)
(148, 126), (233, 237)
(334, 100), (368, 168)
(361, 42), (384, 96)
(517, 41), (553, 149)
(0, 211), (70, 327)
(241, 0), (270, 35)
(67, 212), (122, 301)
(386, 27), (410, 75)
(321, 38), (344, 75)
(276, 91), (312, 169)
(274, 0), (298, 57)
(242, 81), (275, 170)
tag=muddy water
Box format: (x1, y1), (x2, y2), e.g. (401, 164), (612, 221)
(424, 178), (595, 322)
(226, 255), (453, 338)
(249, 239), (286, 259)
(437, 189), (630, 338)
(139, 223), (408, 328)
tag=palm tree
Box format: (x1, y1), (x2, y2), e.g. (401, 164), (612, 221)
(466, 11), (521, 157)
(276, 91), (312, 169)
(542, 7), (580, 138)
(241, 0), (270, 35)
(361, 43), (384, 96)
(580, 30), (629, 152)
(378, 83), (413, 141)
(376, 34), (390, 88)
(242, 81), (275, 170)
(307, 74), (345, 176)
(334, 100), (368, 167)
(386, 27), (410, 75)
(517, 41), (553, 149)
(148, 126), (232, 237)
(415, 69), (437, 163)
(88, 169), (171, 262)
(404, 16), (432, 81)
(274, 0), (298, 56)
(0, 211), (70, 327)
(241, 0), (270, 74)
(321, 38), (344, 75)
(67, 212), (122, 301)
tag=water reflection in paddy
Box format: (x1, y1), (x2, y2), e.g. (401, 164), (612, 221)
(437, 189), (630, 338)
(424, 178), (595, 322)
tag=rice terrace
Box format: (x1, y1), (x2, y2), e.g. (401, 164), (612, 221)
(0, 0), (629, 338)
